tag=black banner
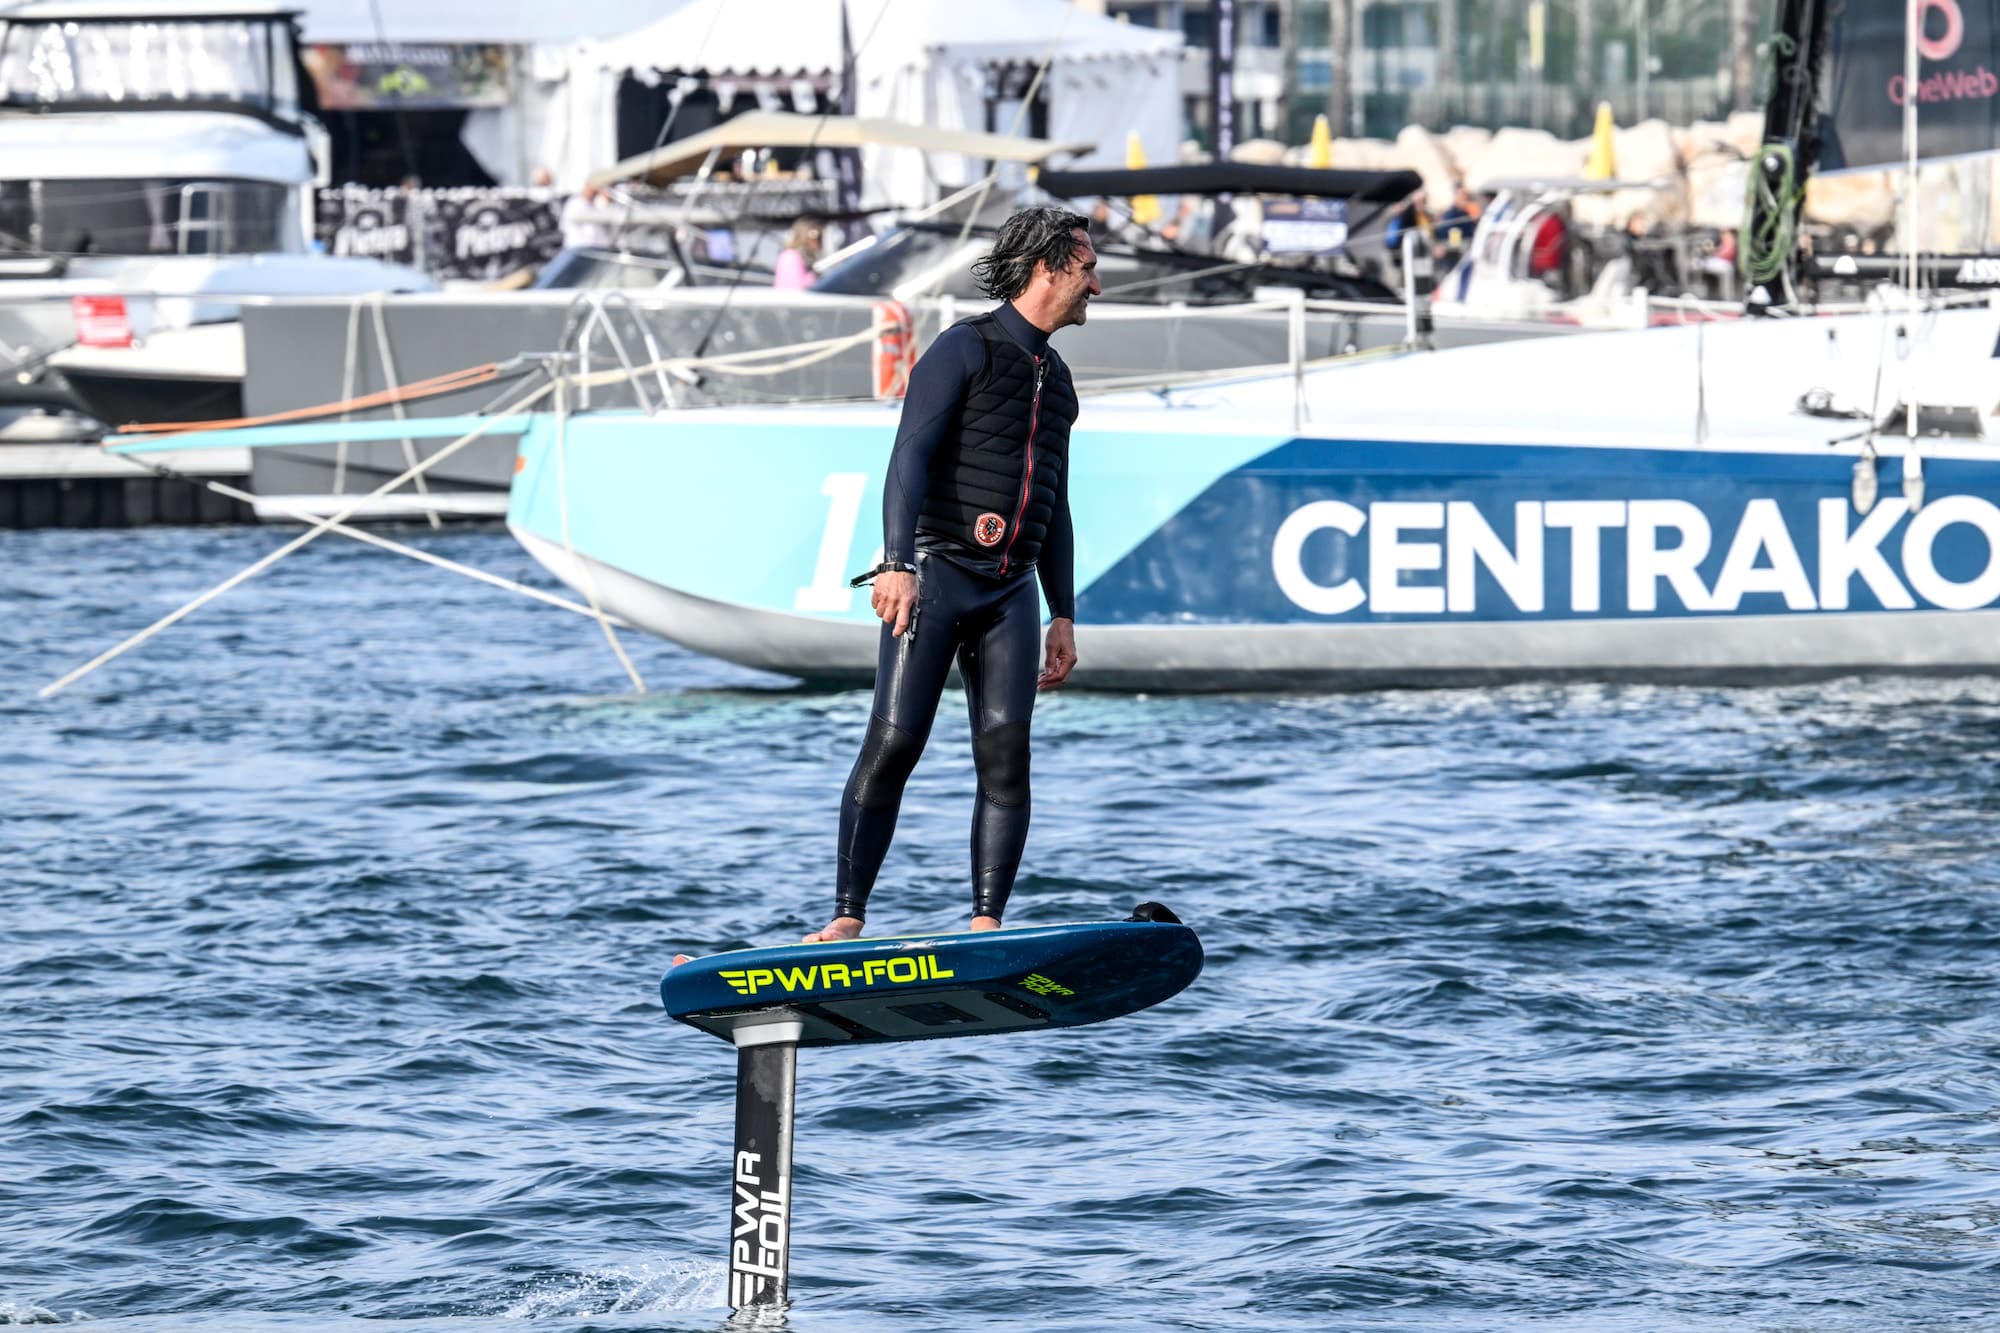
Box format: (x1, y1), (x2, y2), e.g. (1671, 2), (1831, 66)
(318, 189), (416, 266)
(1821, 0), (2000, 170)
(421, 192), (563, 283)
(315, 188), (563, 282)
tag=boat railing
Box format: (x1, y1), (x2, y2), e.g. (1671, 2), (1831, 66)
(558, 289), (680, 415)
(527, 285), (1437, 426)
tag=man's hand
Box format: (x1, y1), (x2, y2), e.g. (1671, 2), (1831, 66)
(1038, 617), (1077, 689)
(872, 569), (918, 637)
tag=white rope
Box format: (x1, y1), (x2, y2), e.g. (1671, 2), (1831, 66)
(567, 324), (880, 390)
(334, 297), (361, 495)
(40, 375), (555, 699)
(553, 372), (647, 692)
(37, 321), (882, 699)
(370, 291), (443, 529)
(667, 328), (877, 379)
(156, 466), (630, 625)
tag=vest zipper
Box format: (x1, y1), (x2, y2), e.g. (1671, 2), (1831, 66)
(999, 356), (1043, 576)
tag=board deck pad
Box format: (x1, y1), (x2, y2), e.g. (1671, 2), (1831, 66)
(662, 904), (1203, 1047)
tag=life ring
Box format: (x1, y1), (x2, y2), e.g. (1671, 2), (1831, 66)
(871, 300), (915, 399)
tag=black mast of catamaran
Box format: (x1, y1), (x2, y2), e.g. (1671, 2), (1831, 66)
(1741, 0), (1835, 310)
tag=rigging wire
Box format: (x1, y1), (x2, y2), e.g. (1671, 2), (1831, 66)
(41, 372), (558, 699)
(107, 450), (634, 626)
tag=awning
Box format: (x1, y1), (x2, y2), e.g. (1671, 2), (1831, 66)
(600, 0), (1181, 78)
(292, 0), (669, 43)
(591, 111), (1092, 188)
(1039, 164), (1424, 203)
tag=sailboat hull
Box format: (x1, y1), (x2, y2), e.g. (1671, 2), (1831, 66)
(513, 526), (2000, 688)
(508, 307), (2000, 689)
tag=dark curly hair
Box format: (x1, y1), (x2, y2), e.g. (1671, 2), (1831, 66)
(969, 206), (1092, 301)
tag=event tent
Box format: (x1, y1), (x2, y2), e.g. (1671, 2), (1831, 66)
(288, 0), (689, 182)
(294, 0), (675, 43)
(542, 0), (1183, 203)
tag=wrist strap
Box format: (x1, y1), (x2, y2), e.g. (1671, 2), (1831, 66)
(849, 559), (918, 588)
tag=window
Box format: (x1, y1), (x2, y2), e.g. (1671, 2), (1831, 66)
(1363, 6), (1405, 47)
(1182, 8), (1212, 47)
(0, 178), (291, 256)
(1296, 4), (1331, 48)
(0, 19), (298, 116)
(1261, 5), (1283, 47)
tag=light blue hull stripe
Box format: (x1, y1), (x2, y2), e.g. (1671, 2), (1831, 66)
(509, 411), (1290, 620)
(108, 415), (528, 455)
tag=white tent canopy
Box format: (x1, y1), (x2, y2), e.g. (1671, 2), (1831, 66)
(602, 0), (1184, 76)
(294, 0), (678, 44)
(261, 1), (699, 185)
(543, 0), (1183, 203)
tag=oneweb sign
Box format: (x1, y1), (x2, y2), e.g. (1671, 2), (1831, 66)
(1271, 496), (2000, 616)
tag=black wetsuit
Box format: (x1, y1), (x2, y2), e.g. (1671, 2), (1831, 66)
(835, 303), (1079, 925)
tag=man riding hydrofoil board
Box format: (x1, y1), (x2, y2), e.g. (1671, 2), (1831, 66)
(805, 206), (1100, 944)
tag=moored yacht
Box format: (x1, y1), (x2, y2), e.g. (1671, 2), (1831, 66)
(0, 0), (432, 440)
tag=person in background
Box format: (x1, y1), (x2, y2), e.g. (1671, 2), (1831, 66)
(1383, 190), (1432, 289)
(1384, 190), (1430, 259)
(1528, 204), (1572, 292)
(1698, 229), (1739, 300)
(560, 183), (612, 250)
(1433, 182), (1479, 270)
(1165, 194), (1212, 249)
(1623, 213), (1678, 294)
(1088, 198), (1146, 247)
(773, 216), (823, 290)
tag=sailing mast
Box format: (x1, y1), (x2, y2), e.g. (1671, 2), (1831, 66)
(1901, 0), (1925, 506)
(1902, 0), (1922, 299)
(1740, 0), (1832, 309)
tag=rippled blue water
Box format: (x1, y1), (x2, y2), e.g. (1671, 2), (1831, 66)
(5, 525), (2000, 1331)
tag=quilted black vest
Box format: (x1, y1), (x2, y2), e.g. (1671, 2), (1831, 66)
(916, 313), (1079, 578)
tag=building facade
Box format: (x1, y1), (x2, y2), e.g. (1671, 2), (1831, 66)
(1108, 0), (1770, 146)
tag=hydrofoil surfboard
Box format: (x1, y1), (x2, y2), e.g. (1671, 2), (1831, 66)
(662, 902), (1202, 1312)
(662, 901), (1202, 1047)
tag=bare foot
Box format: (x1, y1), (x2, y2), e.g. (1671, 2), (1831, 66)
(969, 916), (1002, 932)
(670, 954), (691, 967)
(802, 916), (864, 944)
